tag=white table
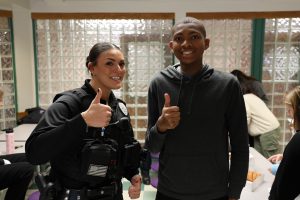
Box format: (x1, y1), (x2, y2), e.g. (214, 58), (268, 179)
(240, 147), (275, 200)
(0, 124), (37, 154)
(0, 124), (37, 142)
(0, 141), (26, 155)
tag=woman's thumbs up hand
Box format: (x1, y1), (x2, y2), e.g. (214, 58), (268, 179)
(81, 88), (112, 127)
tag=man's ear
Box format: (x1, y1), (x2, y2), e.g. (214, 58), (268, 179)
(204, 38), (210, 50)
(169, 41), (174, 53)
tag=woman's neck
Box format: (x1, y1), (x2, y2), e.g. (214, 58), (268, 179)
(89, 79), (110, 101)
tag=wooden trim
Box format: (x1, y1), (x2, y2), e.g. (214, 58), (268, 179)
(32, 12), (175, 19)
(0, 10), (12, 17)
(187, 11), (300, 19)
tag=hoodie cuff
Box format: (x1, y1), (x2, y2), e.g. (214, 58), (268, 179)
(153, 124), (167, 138)
(146, 124), (166, 153)
(228, 183), (245, 199)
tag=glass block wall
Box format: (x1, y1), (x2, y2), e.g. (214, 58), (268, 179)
(34, 19), (173, 140)
(34, 17), (299, 145)
(262, 18), (300, 150)
(202, 19), (252, 73)
(0, 17), (16, 130)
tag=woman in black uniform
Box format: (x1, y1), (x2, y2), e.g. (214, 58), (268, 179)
(25, 42), (141, 200)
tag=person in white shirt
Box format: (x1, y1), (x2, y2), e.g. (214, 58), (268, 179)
(232, 76), (281, 158)
(231, 69), (269, 148)
(243, 93), (280, 158)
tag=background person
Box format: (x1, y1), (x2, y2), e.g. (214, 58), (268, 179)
(231, 69), (269, 147)
(25, 42), (141, 200)
(269, 85), (300, 200)
(0, 88), (34, 200)
(267, 87), (299, 175)
(0, 153), (34, 200)
(146, 17), (249, 200)
(233, 77), (281, 158)
(231, 69), (268, 103)
(268, 154), (283, 175)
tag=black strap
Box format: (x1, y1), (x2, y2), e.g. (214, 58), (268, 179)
(67, 182), (118, 199)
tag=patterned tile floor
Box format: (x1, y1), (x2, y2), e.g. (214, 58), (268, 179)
(24, 179), (157, 200)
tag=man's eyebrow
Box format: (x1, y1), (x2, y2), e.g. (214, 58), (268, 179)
(189, 31), (202, 35)
(174, 31), (202, 35)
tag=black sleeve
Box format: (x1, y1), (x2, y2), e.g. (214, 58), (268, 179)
(145, 81), (166, 153)
(123, 113), (140, 181)
(25, 96), (87, 165)
(124, 166), (139, 182)
(226, 78), (249, 199)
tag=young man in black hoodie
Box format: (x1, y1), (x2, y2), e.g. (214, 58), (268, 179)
(145, 17), (249, 200)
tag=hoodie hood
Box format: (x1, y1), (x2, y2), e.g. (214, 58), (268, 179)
(160, 63), (214, 114)
(161, 63), (214, 83)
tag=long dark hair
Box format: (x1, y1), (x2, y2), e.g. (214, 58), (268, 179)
(231, 69), (258, 95)
(231, 69), (256, 82)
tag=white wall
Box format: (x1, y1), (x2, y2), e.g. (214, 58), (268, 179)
(0, 0), (30, 10)
(1, 0), (300, 111)
(2, 0), (300, 12)
(28, 0), (300, 13)
(11, 4), (36, 112)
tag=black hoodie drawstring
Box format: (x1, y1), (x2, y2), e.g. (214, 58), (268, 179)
(164, 64), (213, 115)
(178, 65), (213, 115)
(187, 82), (197, 115)
(175, 74), (194, 114)
(176, 75), (183, 107)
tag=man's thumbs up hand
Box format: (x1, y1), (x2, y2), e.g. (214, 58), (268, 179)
(81, 88), (112, 127)
(164, 93), (171, 107)
(157, 93), (180, 133)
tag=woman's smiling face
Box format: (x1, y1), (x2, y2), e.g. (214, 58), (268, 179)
(91, 48), (126, 92)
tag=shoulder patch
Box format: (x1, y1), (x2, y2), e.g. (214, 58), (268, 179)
(118, 102), (128, 116)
